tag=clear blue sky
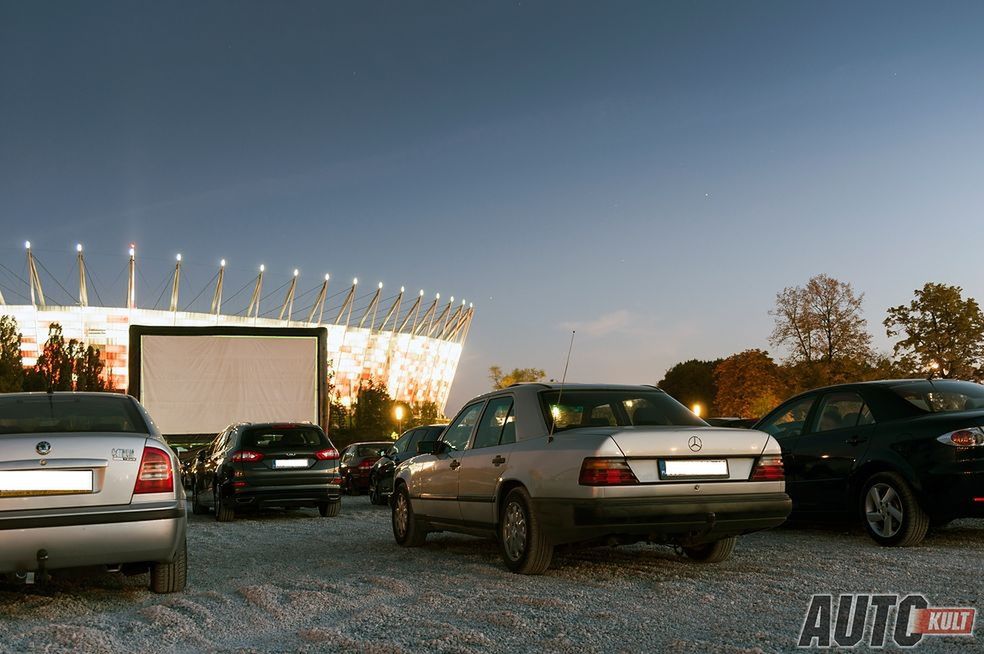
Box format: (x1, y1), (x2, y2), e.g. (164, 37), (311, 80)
(2, 1), (983, 411)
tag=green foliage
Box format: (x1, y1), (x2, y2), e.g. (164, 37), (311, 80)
(658, 359), (721, 415)
(489, 365), (546, 390)
(884, 283), (984, 380)
(22, 323), (107, 392)
(0, 316), (24, 393)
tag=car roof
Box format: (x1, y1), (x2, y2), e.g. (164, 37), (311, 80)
(347, 441), (393, 446)
(461, 383), (662, 404)
(0, 391), (135, 399)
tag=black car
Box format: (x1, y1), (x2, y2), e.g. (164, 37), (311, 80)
(190, 422), (342, 521)
(754, 379), (984, 546)
(338, 442), (391, 495)
(368, 424), (446, 505)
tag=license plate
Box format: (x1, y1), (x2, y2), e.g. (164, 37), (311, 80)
(272, 459), (308, 469)
(659, 459), (729, 479)
(0, 470), (94, 496)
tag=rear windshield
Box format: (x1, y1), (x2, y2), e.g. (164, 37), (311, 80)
(891, 381), (984, 413)
(354, 444), (389, 457)
(421, 426), (444, 441)
(540, 389), (707, 433)
(0, 395), (149, 435)
(241, 426), (327, 450)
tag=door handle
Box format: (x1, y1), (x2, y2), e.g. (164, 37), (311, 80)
(844, 435), (867, 446)
(492, 455), (506, 467)
(449, 459), (460, 470)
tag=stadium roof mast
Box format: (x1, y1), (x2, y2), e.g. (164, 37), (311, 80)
(308, 274), (330, 324)
(169, 254), (182, 313)
(246, 265), (264, 321)
(25, 241), (45, 308)
(397, 290), (424, 333)
(76, 244), (88, 307)
(279, 269), (299, 322)
(335, 278), (358, 327)
(211, 259), (226, 316)
(358, 282), (383, 329)
(378, 286), (404, 332)
(413, 294), (439, 337)
(126, 245), (136, 310)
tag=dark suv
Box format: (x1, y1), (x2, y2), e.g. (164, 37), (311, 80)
(368, 424), (446, 505)
(190, 422), (341, 521)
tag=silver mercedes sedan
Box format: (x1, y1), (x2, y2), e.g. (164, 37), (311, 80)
(391, 384), (791, 574)
(0, 392), (187, 593)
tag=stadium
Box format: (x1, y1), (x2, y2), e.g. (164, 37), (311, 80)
(0, 243), (473, 411)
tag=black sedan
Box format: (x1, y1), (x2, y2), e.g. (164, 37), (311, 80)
(368, 424), (446, 505)
(339, 442), (392, 494)
(754, 379), (984, 546)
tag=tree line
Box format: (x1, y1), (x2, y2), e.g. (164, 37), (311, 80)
(0, 317), (108, 393)
(659, 276), (984, 418)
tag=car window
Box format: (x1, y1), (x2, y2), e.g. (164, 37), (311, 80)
(758, 396), (815, 440)
(397, 429), (419, 454)
(890, 380), (984, 413)
(0, 395), (150, 435)
(422, 426), (444, 442)
(242, 426), (327, 450)
(812, 392), (872, 433)
(472, 397), (514, 449)
(443, 402), (484, 452)
(541, 390), (705, 432)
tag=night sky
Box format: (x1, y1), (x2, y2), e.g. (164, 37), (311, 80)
(2, 1), (983, 410)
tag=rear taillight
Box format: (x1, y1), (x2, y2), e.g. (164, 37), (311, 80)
(938, 427), (984, 448)
(134, 446), (174, 494)
(315, 448), (340, 460)
(750, 454), (785, 481)
(359, 459), (374, 469)
(231, 450), (265, 462)
(578, 458), (639, 486)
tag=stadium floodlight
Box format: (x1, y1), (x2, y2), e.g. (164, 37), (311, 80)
(293, 269), (299, 277)
(76, 244), (83, 253)
(260, 264), (265, 272)
(325, 273), (330, 281)
(378, 282), (383, 289)
(419, 289), (424, 296)
(176, 253), (182, 262)
(25, 241), (31, 250)
(353, 277), (358, 285)
(436, 293), (441, 300)
(401, 286), (405, 293)
(220, 259), (226, 267)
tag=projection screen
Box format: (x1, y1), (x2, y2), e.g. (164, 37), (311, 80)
(134, 330), (324, 435)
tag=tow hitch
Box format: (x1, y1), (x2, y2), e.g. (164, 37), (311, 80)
(17, 549), (51, 588)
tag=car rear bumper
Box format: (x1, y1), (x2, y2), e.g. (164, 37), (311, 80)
(230, 483), (340, 508)
(532, 492), (792, 546)
(924, 467), (984, 518)
(0, 502), (186, 574)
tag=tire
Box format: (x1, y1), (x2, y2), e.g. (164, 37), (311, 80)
(391, 485), (427, 547)
(319, 500), (341, 517)
(191, 484), (209, 515)
(215, 488), (235, 523)
(860, 472), (929, 547)
(682, 536), (737, 563)
(150, 539), (187, 594)
(369, 477), (385, 506)
(498, 487), (553, 575)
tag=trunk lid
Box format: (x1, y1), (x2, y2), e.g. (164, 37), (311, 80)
(606, 426), (771, 458)
(0, 432), (147, 511)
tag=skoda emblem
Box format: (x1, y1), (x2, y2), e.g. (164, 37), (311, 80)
(688, 435), (702, 452)
(36, 441), (52, 456)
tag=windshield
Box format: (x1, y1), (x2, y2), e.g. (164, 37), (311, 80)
(540, 389), (706, 433)
(891, 381), (984, 413)
(0, 395), (149, 435)
(241, 426), (327, 450)
(354, 444), (389, 457)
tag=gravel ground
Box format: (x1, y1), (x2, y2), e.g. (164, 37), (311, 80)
(1, 497), (980, 653)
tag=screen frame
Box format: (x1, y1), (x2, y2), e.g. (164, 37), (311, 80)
(128, 325), (328, 435)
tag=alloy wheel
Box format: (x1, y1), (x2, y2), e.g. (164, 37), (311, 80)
(502, 501), (528, 562)
(865, 482), (904, 538)
(394, 493), (409, 539)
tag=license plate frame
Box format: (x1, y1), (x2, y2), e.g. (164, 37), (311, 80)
(0, 470), (94, 496)
(272, 459), (309, 469)
(658, 459), (729, 480)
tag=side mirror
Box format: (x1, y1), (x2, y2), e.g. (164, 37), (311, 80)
(416, 440), (448, 456)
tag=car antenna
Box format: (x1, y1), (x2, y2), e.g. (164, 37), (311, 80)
(548, 330), (576, 443)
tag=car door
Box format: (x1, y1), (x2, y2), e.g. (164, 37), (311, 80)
(457, 396), (516, 526)
(756, 394), (818, 510)
(787, 390), (876, 513)
(414, 402), (484, 522)
(197, 429), (227, 505)
(392, 429), (421, 466)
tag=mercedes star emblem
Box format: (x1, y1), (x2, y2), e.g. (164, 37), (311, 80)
(36, 441), (52, 456)
(688, 435), (702, 452)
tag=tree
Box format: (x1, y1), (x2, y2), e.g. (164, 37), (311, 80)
(657, 359), (721, 415)
(770, 274), (873, 386)
(75, 344), (107, 391)
(714, 349), (787, 419)
(884, 283), (984, 380)
(409, 400), (445, 427)
(489, 365), (546, 390)
(353, 378), (395, 436)
(0, 315), (24, 392)
(23, 323), (107, 391)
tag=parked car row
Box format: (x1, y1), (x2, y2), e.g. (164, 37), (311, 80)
(2, 377), (982, 592)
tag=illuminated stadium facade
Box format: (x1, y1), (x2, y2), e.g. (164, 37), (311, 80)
(0, 244), (473, 411)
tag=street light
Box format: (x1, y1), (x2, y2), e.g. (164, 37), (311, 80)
(394, 405), (405, 434)
(692, 403), (703, 418)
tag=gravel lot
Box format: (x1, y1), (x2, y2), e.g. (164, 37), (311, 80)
(1, 496), (981, 653)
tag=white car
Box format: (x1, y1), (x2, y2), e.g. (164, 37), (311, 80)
(0, 392), (187, 593)
(391, 384), (791, 574)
